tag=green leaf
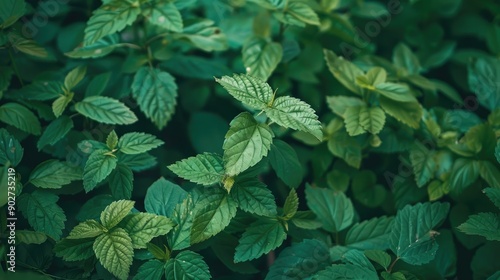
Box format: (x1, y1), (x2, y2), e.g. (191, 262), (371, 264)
(119, 153), (157, 172)
(108, 164), (134, 200)
(265, 96), (323, 140)
(0, 0), (25, 28)
(84, 0), (140, 45)
(375, 83), (417, 102)
(167, 196), (194, 250)
(379, 97), (422, 129)
(66, 34), (120, 58)
(64, 65), (87, 91)
(29, 160), (82, 189)
(290, 211), (322, 229)
(100, 200), (134, 230)
(83, 149), (118, 192)
(93, 228), (134, 280)
(326, 96), (365, 118)
(328, 130), (362, 168)
(176, 19), (228, 52)
(18, 191), (66, 240)
(364, 250), (391, 270)
(168, 153), (225, 186)
(266, 239), (330, 279)
(54, 237), (95, 261)
(191, 188), (237, 244)
(449, 158), (479, 194)
(211, 232), (260, 274)
(106, 130), (119, 150)
(16, 230), (47, 245)
(484, 188), (500, 209)
(345, 216), (394, 250)
(143, 2), (183, 32)
(390, 202), (450, 265)
(0, 128), (23, 166)
(457, 213), (500, 241)
(131, 67), (178, 129)
(8, 32), (48, 58)
(215, 74), (273, 110)
(478, 161), (500, 189)
(52, 92), (74, 118)
(9, 80), (62, 101)
(118, 132), (164, 154)
(37, 116), (73, 151)
(121, 213), (174, 248)
(268, 140), (303, 188)
(242, 37), (283, 80)
(0, 103), (41, 135)
(134, 259), (165, 280)
(165, 250), (211, 280)
(282, 188), (299, 220)
(409, 142), (436, 188)
(230, 177), (277, 216)
(324, 49), (364, 95)
(68, 220), (105, 239)
(75, 96), (138, 125)
(223, 112), (274, 176)
(393, 43), (421, 75)
(344, 106), (367, 136)
(314, 264), (378, 280)
(342, 249), (376, 272)
(360, 106), (386, 135)
(161, 55), (231, 80)
(234, 217), (287, 262)
(468, 57), (500, 111)
(273, 2), (320, 27)
(145, 178), (187, 217)
(305, 184), (354, 233)
(381, 272), (406, 280)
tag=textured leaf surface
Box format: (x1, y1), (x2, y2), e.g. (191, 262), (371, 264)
(458, 213), (500, 241)
(379, 97), (422, 129)
(29, 160), (82, 189)
(68, 220), (104, 239)
(134, 259), (164, 280)
(37, 116), (73, 151)
(223, 112), (274, 176)
(235, 218), (287, 262)
(0, 103), (41, 135)
(118, 132), (164, 154)
(409, 142), (436, 188)
(242, 37), (283, 80)
(93, 228), (134, 280)
(168, 153), (225, 186)
(230, 178), (277, 216)
(165, 250), (211, 280)
(145, 178), (187, 217)
(83, 149), (118, 192)
(108, 164), (134, 199)
(345, 216), (394, 250)
(121, 212), (174, 248)
(215, 74), (273, 110)
(75, 96), (138, 125)
(143, 2), (183, 32)
(54, 238), (95, 261)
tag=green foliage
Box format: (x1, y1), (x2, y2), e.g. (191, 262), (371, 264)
(2, 0), (500, 278)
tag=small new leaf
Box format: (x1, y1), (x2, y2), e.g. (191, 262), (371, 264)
(118, 132), (164, 154)
(100, 200), (135, 229)
(83, 149), (118, 192)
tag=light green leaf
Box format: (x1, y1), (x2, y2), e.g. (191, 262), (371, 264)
(305, 184), (354, 233)
(134, 259), (165, 280)
(242, 37), (283, 80)
(0, 103), (41, 135)
(409, 142), (436, 188)
(230, 177), (277, 216)
(478, 161), (500, 189)
(29, 160), (82, 189)
(223, 112), (274, 176)
(266, 239), (330, 279)
(390, 202), (450, 265)
(169, 153), (225, 186)
(215, 74), (273, 110)
(345, 216), (394, 250)
(326, 96), (365, 118)
(118, 132), (164, 154)
(290, 211), (322, 230)
(360, 106), (386, 135)
(324, 49), (364, 95)
(379, 97), (422, 129)
(265, 96), (323, 140)
(0, 0), (25, 28)
(75, 96), (138, 125)
(0, 128), (23, 167)
(121, 213), (174, 248)
(344, 106), (367, 136)
(375, 83), (417, 102)
(84, 0), (140, 45)
(143, 2), (183, 32)
(93, 228), (134, 280)
(268, 140), (303, 188)
(83, 149), (118, 192)
(449, 158), (480, 194)
(176, 19), (228, 52)
(167, 196), (194, 251)
(165, 250), (211, 280)
(8, 32), (48, 58)
(364, 250), (391, 270)
(16, 230), (47, 245)
(282, 188), (299, 220)
(131, 67), (178, 129)
(68, 220), (105, 239)
(52, 92), (74, 118)
(191, 188), (237, 244)
(18, 191), (66, 240)
(458, 213), (500, 241)
(37, 116), (73, 151)
(100, 200), (134, 229)
(64, 65), (87, 91)
(393, 43), (421, 75)
(273, 2), (320, 27)
(484, 188), (500, 209)
(108, 164), (133, 200)
(234, 218), (287, 262)
(145, 178), (187, 217)
(54, 237), (95, 261)
(66, 34), (120, 58)
(106, 130), (119, 150)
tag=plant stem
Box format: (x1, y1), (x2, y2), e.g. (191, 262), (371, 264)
(388, 257), (399, 273)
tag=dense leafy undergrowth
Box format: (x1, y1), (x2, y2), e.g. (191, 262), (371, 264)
(1, 0), (500, 279)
